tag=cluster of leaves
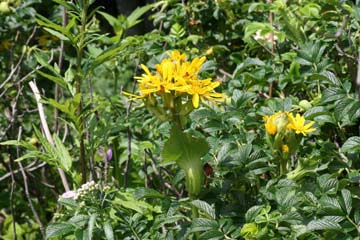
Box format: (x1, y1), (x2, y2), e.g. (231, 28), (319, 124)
(1, 0), (360, 239)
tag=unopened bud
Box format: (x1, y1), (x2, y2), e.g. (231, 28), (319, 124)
(106, 148), (113, 161)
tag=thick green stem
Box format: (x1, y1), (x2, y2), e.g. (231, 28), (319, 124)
(191, 204), (199, 219)
(279, 156), (288, 176)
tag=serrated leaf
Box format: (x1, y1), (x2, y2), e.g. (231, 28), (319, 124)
(320, 71), (341, 86)
(36, 70), (67, 89)
(103, 221), (114, 240)
(354, 210), (360, 224)
(341, 189), (352, 215)
(46, 223), (74, 238)
(58, 198), (78, 208)
(68, 215), (89, 228)
(88, 213), (97, 240)
(303, 106), (329, 119)
(53, 134), (72, 171)
(127, 4), (154, 29)
(43, 27), (69, 41)
(245, 205), (263, 222)
(133, 188), (164, 200)
(307, 219), (342, 231)
(199, 230), (224, 240)
(33, 126), (56, 158)
(341, 137), (360, 153)
(191, 200), (216, 219)
(190, 218), (219, 232)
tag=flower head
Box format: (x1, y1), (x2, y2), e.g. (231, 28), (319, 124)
(127, 50), (224, 109)
(263, 112), (289, 135)
(282, 144), (289, 152)
(287, 113), (316, 136)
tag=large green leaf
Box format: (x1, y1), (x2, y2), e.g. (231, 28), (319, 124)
(190, 218), (219, 233)
(53, 134), (72, 171)
(88, 213), (97, 240)
(162, 126), (209, 196)
(340, 189), (352, 215)
(162, 126), (209, 167)
(191, 200), (216, 220)
(46, 223), (75, 238)
(133, 187), (164, 200)
(341, 137), (360, 153)
(307, 219), (342, 231)
(103, 221), (114, 240)
(126, 4), (154, 29)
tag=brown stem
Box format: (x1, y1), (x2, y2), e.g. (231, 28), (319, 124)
(54, 7), (67, 134)
(9, 148), (17, 239)
(17, 127), (46, 238)
(75, 1), (89, 184)
(145, 149), (182, 198)
(123, 65), (138, 189)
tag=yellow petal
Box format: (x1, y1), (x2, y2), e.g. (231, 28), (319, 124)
(192, 94), (199, 108)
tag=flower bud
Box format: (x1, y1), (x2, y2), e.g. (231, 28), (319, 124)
(299, 100), (312, 111)
(185, 167), (204, 197)
(273, 112), (289, 135)
(106, 148), (113, 161)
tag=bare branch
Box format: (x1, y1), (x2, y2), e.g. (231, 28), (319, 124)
(0, 162), (46, 182)
(0, 27), (38, 92)
(28, 80), (70, 192)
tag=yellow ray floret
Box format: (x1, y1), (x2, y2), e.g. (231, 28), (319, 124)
(287, 113), (316, 136)
(128, 50), (224, 108)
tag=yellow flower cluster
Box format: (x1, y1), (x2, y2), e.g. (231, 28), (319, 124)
(263, 112), (316, 136)
(132, 50), (224, 108)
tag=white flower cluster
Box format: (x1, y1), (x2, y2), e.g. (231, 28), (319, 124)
(74, 180), (99, 200)
(60, 180), (100, 201)
(253, 30), (278, 43)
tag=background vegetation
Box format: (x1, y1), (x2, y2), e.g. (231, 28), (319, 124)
(1, 0), (360, 239)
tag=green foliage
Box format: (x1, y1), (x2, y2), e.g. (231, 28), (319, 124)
(2, 0), (360, 239)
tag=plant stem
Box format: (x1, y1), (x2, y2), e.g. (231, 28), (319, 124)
(75, 0), (89, 184)
(279, 156), (288, 176)
(191, 201), (200, 240)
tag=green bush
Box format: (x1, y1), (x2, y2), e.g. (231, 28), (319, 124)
(1, 0), (360, 239)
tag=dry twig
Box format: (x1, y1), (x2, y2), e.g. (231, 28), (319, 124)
(29, 80), (70, 192)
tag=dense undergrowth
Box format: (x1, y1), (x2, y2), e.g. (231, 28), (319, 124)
(1, 0), (360, 239)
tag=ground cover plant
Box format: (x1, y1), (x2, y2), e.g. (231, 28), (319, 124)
(1, 0), (360, 239)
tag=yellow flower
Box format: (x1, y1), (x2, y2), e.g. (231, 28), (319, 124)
(282, 144), (289, 152)
(128, 50), (224, 109)
(183, 78), (224, 108)
(264, 114), (277, 135)
(134, 64), (166, 97)
(287, 113), (316, 136)
(263, 112), (289, 135)
(168, 50), (186, 62)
